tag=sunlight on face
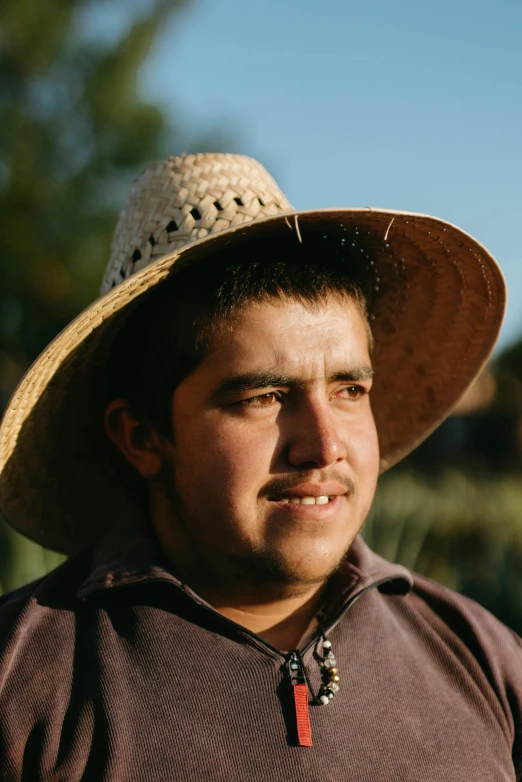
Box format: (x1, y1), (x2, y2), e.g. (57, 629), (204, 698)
(157, 295), (380, 590)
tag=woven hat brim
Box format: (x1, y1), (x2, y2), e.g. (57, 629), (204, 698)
(0, 208), (505, 553)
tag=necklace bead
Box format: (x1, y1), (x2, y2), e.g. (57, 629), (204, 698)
(317, 634), (340, 705)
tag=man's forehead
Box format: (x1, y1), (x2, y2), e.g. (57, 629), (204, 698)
(197, 297), (373, 387)
(209, 296), (371, 356)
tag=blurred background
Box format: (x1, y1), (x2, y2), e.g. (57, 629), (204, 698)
(1, 0), (522, 631)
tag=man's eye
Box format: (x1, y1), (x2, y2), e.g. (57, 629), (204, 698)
(338, 385), (366, 400)
(241, 392), (280, 407)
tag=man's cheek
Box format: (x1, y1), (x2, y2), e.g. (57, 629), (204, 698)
(353, 418), (379, 467)
(213, 433), (272, 477)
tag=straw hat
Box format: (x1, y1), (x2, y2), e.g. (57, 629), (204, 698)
(0, 153), (506, 554)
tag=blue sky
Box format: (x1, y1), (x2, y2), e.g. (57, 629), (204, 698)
(135, 0), (522, 348)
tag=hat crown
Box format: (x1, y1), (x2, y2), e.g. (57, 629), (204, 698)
(101, 153), (293, 295)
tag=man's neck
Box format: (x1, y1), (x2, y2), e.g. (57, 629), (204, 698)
(167, 545), (327, 650)
(159, 538), (326, 650)
(203, 582), (326, 651)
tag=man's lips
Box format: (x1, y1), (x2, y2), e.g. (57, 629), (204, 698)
(266, 492), (345, 516)
(267, 482), (348, 501)
(261, 473), (355, 514)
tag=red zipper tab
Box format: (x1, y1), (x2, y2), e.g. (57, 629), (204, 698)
(293, 682), (313, 746)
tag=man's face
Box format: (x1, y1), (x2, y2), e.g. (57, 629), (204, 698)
(159, 295), (379, 590)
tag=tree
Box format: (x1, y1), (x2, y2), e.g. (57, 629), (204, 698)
(0, 0), (193, 403)
(0, 0), (205, 591)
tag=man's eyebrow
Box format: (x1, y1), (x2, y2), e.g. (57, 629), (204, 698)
(213, 367), (375, 397)
(330, 368), (375, 383)
(213, 373), (294, 397)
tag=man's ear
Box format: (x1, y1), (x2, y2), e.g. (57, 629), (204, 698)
(104, 399), (164, 480)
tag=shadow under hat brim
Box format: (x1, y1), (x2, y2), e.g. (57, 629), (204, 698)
(0, 207), (506, 554)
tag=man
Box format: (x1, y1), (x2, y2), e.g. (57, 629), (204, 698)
(0, 153), (519, 781)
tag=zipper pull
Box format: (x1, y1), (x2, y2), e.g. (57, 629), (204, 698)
(288, 651), (313, 747)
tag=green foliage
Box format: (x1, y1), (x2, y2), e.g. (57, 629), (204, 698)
(0, 525), (65, 595)
(495, 340), (522, 413)
(0, 0), (187, 409)
(364, 469), (522, 634)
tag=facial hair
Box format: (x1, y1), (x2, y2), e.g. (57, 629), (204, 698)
(226, 541), (354, 598)
(159, 462), (359, 596)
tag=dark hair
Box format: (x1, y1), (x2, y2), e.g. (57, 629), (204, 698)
(105, 236), (372, 438)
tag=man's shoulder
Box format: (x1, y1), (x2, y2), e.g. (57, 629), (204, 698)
(404, 568), (522, 666)
(0, 550), (92, 643)
(0, 577), (45, 631)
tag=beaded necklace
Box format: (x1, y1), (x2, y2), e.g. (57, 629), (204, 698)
(287, 630), (339, 747)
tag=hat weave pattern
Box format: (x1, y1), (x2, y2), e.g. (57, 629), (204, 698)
(102, 154), (292, 295)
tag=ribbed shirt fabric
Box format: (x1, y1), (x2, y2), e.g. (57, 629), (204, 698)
(1, 524), (521, 781)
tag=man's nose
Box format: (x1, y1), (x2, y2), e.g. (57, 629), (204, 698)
(284, 400), (348, 469)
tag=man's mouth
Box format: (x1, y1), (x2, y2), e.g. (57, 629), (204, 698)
(271, 495), (336, 505)
(264, 479), (351, 509)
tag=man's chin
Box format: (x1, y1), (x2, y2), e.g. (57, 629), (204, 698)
(228, 544), (351, 593)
